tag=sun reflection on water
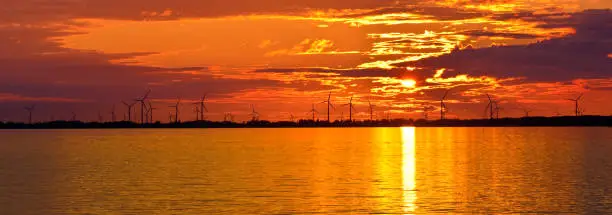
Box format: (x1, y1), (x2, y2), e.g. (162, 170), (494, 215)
(401, 127), (417, 213)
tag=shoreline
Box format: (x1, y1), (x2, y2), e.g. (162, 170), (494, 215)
(1, 116), (610, 129)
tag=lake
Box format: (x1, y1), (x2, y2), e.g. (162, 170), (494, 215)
(1, 127), (611, 214)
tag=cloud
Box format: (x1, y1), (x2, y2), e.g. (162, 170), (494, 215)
(0, 93), (90, 103)
(398, 9), (612, 82)
(460, 30), (539, 39)
(255, 67), (409, 78)
(1, 0), (397, 24)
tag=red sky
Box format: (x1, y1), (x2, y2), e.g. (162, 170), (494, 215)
(1, 0), (611, 122)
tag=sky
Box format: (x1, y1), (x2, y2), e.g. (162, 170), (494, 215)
(1, 0), (611, 122)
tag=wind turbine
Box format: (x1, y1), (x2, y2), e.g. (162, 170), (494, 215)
(193, 106), (201, 121)
(440, 90), (450, 120)
(98, 111), (103, 122)
(24, 105), (35, 124)
(168, 98), (181, 123)
(144, 105), (151, 123)
(71, 112), (77, 121)
(289, 113), (295, 122)
(485, 94), (495, 120)
(493, 101), (503, 119)
(249, 104), (260, 122)
(567, 93), (584, 116)
(342, 96), (357, 122)
(148, 101), (156, 123)
(224, 112), (235, 122)
(122, 101), (136, 122)
(110, 105), (116, 122)
(307, 103), (318, 121)
(321, 92), (335, 122)
(134, 89), (151, 124)
(193, 94), (208, 121)
(422, 104), (435, 120)
(368, 99), (375, 121)
(523, 109), (532, 117)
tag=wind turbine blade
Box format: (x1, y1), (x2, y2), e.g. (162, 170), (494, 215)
(143, 89), (151, 100)
(484, 103), (491, 114)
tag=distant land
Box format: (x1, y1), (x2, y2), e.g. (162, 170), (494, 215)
(1, 116), (610, 129)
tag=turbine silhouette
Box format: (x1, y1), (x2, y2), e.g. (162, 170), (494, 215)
(440, 90), (450, 120)
(567, 93), (584, 116)
(135, 89), (151, 124)
(24, 105), (35, 124)
(320, 92), (335, 122)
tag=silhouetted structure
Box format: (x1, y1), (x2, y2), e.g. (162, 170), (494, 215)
(440, 90), (450, 120)
(148, 101), (156, 123)
(343, 96), (356, 122)
(169, 98), (181, 123)
(122, 101), (136, 122)
(135, 89), (151, 124)
(98, 111), (103, 122)
(321, 92), (335, 122)
(24, 105), (35, 124)
(2, 115), (609, 129)
(193, 94), (208, 121)
(368, 99), (374, 121)
(422, 104), (435, 120)
(249, 105), (260, 122)
(523, 108), (532, 117)
(307, 103), (318, 121)
(110, 105), (116, 122)
(568, 93), (584, 116)
(485, 94), (495, 120)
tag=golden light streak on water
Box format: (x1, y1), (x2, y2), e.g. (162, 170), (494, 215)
(401, 127), (417, 213)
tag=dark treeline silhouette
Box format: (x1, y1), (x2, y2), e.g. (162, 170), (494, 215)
(1, 115), (610, 129)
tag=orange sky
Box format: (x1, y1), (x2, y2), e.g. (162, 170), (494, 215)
(0, 0), (610, 122)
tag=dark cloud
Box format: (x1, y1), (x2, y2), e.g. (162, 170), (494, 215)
(1, 0), (397, 24)
(460, 30), (539, 39)
(399, 9), (612, 82)
(338, 5), (486, 20)
(255, 67), (409, 78)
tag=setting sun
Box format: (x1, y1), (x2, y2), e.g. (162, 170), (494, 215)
(401, 79), (417, 88)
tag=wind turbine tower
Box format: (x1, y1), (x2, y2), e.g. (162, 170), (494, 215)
(135, 89), (151, 124)
(168, 98), (181, 123)
(24, 105), (35, 124)
(440, 90), (450, 120)
(368, 99), (374, 121)
(343, 96), (356, 122)
(321, 92), (335, 122)
(485, 94), (495, 120)
(122, 101), (136, 122)
(567, 93), (584, 116)
(308, 103), (318, 121)
(110, 105), (116, 122)
(250, 104), (260, 122)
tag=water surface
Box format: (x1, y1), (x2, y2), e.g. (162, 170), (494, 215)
(1, 127), (611, 214)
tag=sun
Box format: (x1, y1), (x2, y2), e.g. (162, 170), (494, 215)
(401, 79), (416, 88)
